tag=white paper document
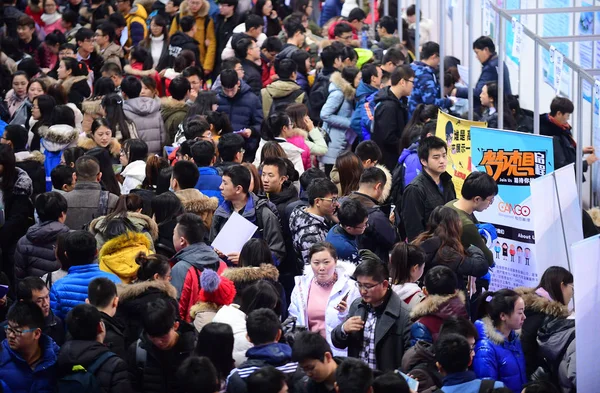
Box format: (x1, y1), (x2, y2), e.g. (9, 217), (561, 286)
(211, 212), (257, 255)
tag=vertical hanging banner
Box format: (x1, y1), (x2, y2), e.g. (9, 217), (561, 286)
(510, 18), (523, 62)
(471, 128), (554, 290)
(483, 0), (492, 36)
(435, 111), (487, 195)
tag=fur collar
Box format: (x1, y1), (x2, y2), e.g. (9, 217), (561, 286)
(289, 127), (309, 139)
(176, 189), (219, 212)
(221, 263), (279, 283)
(89, 212), (159, 241)
(98, 231), (152, 257)
(117, 279), (178, 301)
(78, 135), (121, 157)
(410, 291), (466, 320)
(60, 75), (88, 94)
(40, 124), (78, 145)
(82, 98), (103, 115)
(330, 72), (356, 100)
(514, 287), (569, 318)
(481, 316), (508, 345)
(180, 0), (209, 18)
(15, 150), (45, 164)
(160, 96), (188, 110)
(376, 164), (391, 203)
(190, 301), (220, 319)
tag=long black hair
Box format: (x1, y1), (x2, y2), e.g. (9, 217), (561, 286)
(484, 82), (517, 130)
(84, 148), (121, 196)
(34, 94), (56, 126)
(261, 112), (290, 141)
(0, 144), (17, 193)
(101, 93), (134, 141)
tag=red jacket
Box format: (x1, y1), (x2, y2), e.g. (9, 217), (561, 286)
(179, 260), (227, 322)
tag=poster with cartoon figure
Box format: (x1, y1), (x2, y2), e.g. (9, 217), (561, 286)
(471, 127), (554, 290)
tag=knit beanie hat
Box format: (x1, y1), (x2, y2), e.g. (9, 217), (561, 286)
(198, 269), (236, 306)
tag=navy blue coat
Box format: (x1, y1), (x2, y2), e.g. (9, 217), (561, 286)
(319, 0), (342, 26)
(456, 54), (512, 111)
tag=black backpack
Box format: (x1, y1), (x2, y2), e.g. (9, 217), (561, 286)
(308, 72), (332, 125)
(390, 163), (407, 238)
(267, 89), (305, 117)
(57, 352), (116, 393)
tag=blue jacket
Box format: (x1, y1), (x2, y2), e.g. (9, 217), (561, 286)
(50, 264), (121, 320)
(296, 72), (310, 95)
(0, 336), (59, 393)
(350, 81), (378, 139)
(195, 166), (223, 204)
(473, 318), (527, 393)
(319, 0), (342, 26)
(408, 61), (453, 116)
(325, 224), (359, 264)
(456, 54), (512, 111)
(397, 142), (421, 187)
(360, 91), (378, 141)
(440, 371), (504, 393)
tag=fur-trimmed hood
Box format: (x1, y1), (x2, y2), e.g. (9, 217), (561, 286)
(14, 150), (45, 164)
(176, 189), (219, 213)
(78, 135), (121, 157)
(190, 301), (219, 319)
(179, 0), (209, 18)
(221, 263), (280, 284)
(376, 164), (391, 203)
(89, 212), (159, 241)
(40, 124), (78, 152)
(99, 231), (152, 257)
(514, 287), (570, 319)
(81, 97), (103, 116)
(330, 71), (356, 101)
(117, 279), (178, 301)
(60, 75), (88, 94)
(290, 127), (309, 139)
(480, 316), (511, 345)
(13, 167), (33, 196)
(410, 290), (467, 320)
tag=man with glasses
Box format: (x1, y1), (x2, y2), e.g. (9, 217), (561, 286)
(325, 198), (368, 265)
(333, 22), (354, 45)
(289, 178), (339, 265)
(0, 301), (60, 393)
(446, 171), (498, 268)
(372, 64), (415, 170)
(332, 252), (412, 371)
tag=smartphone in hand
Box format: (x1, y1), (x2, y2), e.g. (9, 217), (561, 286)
(397, 371), (419, 392)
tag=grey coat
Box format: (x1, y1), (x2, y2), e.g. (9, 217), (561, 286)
(123, 97), (166, 155)
(63, 182), (119, 230)
(331, 290), (412, 372)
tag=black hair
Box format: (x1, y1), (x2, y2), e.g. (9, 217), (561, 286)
(35, 191), (68, 222)
(246, 366), (286, 393)
(354, 255), (389, 282)
(382, 47), (405, 66)
(206, 111), (233, 135)
(123, 139), (148, 163)
(337, 198), (368, 227)
(355, 140), (382, 164)
(361, 63), (379, 85)
(45, 29), (66, 47)
(16, 277), (46, 302)
(179, 15), (196, 33)
(423, 265), (458, 296)
(421, 41), (439, 60)
(262, 36), (283, 52)
(292, 331), (332, 362)
(177, 356), (221, 393)
(143, 298), (177, 337)
(246, 308), (281, 345)
(275, 58), (297, 80)
(359, 166), (387, 186)
(307, 178), (338, 205)
(299, 167), (327, 190)
(284, 17), (305, 37)
(196, 323), (235, 380)
(291, 50), (310, 76)
(33, 94), (55, 128)
(439, 316), (479, 340)
(435, 333), (471, 373)
(92, 77), (116, 97)
(90, 117), (111, 137)
(335, 358), (373, 393)
(308, 241), (337, 262)
(100, 62), (123, 78)
(342, 66), (360, 86)
(102, 217), (138, 240)
(262, 156), (288, 178)
(483, 82), (517, 130)
(461, 171), (498, 200)
(220, 69), (239, 89)
(333, 22), (353, 38)
(173, 160), (200, 189)
(521, 381), (561, 393)
(187, 90), (218, 118)
(222, 164), (251, 193)
(473, 36), (496, 53)
(183, 117), (210, 139)
(62, 147), (86, 167)
(7, 301), (45, 330)
(156, 167), (174, 195)
(50, 105), (75, 128)
(320, 45), (342, 68)
(62, 9), (79, 27)
(391, 64), (415, 86)
(476, 289), (522, 326)
(550, 96), (574, 116)
(182, 65), (205, 81)
(85, 148), (122, 196)
(136, 253), (171, 281)
(372, 372), (410, 393)
(64, 230), (97, 266)
(0, 145), (17, 194)
(535, 266), (573, 305)
(108, 12), (127, 29)
(348, 7), (366, 22)
(101, 93), (133, 141)
(191, 140), (216, 167)
(121, 75), (142, 98)
(240, 280), (280, 316)
(169, 76), (191, 101)
(234, 37), (255, 60)
(97, 22), (117, 42)
(3, 124), (28, 151)
(417, 136), (448, 162)
(389, 243), (425, 285)
(378, 15), (396, 35)
(87, 277), (117, 308)
(262, 112), (291, 140)
(239, 238), (274, 267)
(245, 14), (265, 30)
(221, 57), (241, 71)
(176, 213), (206, 244)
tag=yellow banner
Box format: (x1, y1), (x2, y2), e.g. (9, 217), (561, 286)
(435, 111), (487, 194)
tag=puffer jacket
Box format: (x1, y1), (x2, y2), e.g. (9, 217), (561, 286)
(409, 291), (469, 346)
(126, 321), (197, 393)
(60, 75), (91, 107)
(50, 263), (122, 320)
(253, 137), (305, 176)
(289, 206), (332, 265)
(0, 334), (59, 393)
(536, 318), (576, 393)
(397, 142), (422, 187)
(99, 232), (153, 284)
(120, 160), (147, 195)
(160, 97), (189, 144)
(115, 279), (178, 347)
(90, 212), (158, 250)
(123, 97), (166, 155)
(78, 134), (121, 161)
(408, 61), (453, 116)
(473, 317), (527, 393)
(178, 256), (227, 321)
(514, 287), (571, 378)
(319, 0), (342, 26)
(124, 4), (147, 47)
(57, 340), (131, 393)
(212, 304), (251, 367)
(400, 339), (443, 392)
(350, 81), (378, 139)
(14, 150), (45, 198)
(0, 168), (34, 258)
(325, 224), (359, 265)
(170, 241), (221, 297)
(392, 283), (426, 310)
(14, 220), (71, 279)
(286, 132), (311, 170)
(320, 72), (356, 165)
(371, 87), (409, 170)
(194, 166), (223, 204)
(261, 79), (306, 118)
(288, 263), (359, 356)
(175, 188), (219, 232)
(40, 123), (79, 191)
(167, 32), (200, 67)
(455, 54), (512, 111)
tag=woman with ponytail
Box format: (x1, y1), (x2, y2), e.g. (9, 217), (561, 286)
(480, 82), (517, 130)
(252, 111), (305, 175)
(473, 289), (527, 392)
(389, 242), (426, 309)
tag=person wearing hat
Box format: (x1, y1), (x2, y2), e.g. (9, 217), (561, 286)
(190, 269), (236, 332)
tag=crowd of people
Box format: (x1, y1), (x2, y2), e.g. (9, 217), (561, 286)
(0, 0), (592, 392)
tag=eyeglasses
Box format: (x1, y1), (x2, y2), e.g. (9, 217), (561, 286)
(340, 35), (353, 40)
(4, 325), (37, 337)
(355, 281), (383, 291)
(404, 79), (415, 84)
(319, 197), (339, 204)
(353, 222), (369, 230)
(94, 33), (104, 37)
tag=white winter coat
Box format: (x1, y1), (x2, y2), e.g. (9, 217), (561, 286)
(253, 137), (305, 176)
(120, 160), (147, 195)
(288, 262), (360, 356)
(212, 303), (253, 367)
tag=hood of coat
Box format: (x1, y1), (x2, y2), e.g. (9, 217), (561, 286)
(90, 212), (159, 241)
(245, 342), (293, 365)
(127, 4), (148, 21)
(393, 282), (422, 301)
(190, 301), (220, 320)
(172, 242), (220, 268)
(169, 31), (199, 48)
(161, 96), (189, 118)
(402, 339), (435, 371)
(102, 42), (123, 58)
(57, 340), (113, 372)
(121, 160), (147, 182)
(537, 317), (575, 362)
(12, 167), (33, 196)
(410, 291), (467, 321)
(99, 231), (152, 259)
(222, 263), (280, 284)
(176, 188), (220, 213)
(375, 164), (391, 203)
(514, 287), (570, 319)
(78, 135), (121, 157)
(398, 142), (418, 165)
(26, 221), (70, 245)
(478, 316), (514, 345)
(374, 85), (405, 106)
(60, 75), (89, 94)
(117, 279), (177, 301)
(15, 150), (45, 164)
(40, 124), (79, 149)
(289, 127), (309, 139)
(355, 80), (378, 101)
(329, 72), (356, 101)
(123, 96), (161, 116)
(82, 98), (103, 116)
(180, 0), (209, 18)
(264, 80), (302, 98)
